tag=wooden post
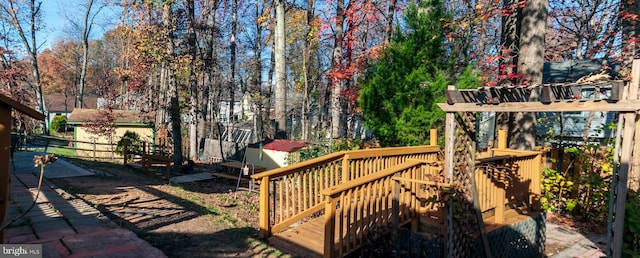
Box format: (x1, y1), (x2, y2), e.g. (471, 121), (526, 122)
(259, 176), (271, 238)
(342, 154), (350, 182)
(142, 154), (147, 173)
(392, 179), (399, 228)
(0, 94), (44, 243)
(430, 129), (437, 146)
(628, 59), (640, 192)
(123, 140), (128, 165)
(92, 138), (97, 160)
(493, 131), (507, 223)
(607, 59), (640, 258)
(324, 197), (336, 258)
(497, 130), (507, 150)
(495, 182), (505, 224)
(443, 86), (456, 258)
(0, 105), (11, 243)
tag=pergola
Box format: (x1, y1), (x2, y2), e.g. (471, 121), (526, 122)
(437, 60), (640, 258)
(0, 94), (45, 243)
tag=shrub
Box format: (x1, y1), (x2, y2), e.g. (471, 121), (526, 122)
(50, 115), (67, 133)
(115, 131), (144, 157)
(624, 190), (640, 257)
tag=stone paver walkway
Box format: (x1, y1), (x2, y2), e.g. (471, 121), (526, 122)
(3, 152), (165, 258)
(547, 223), (606, 258)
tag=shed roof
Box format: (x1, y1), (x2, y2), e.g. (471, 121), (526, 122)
(248, 139), (309, 152)
(67, 109), (155, 125)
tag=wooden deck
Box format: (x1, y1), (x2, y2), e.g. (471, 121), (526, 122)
(269, 208), (539, 257)
(269, 217), (324, 258)
(250, 136), (544, 257)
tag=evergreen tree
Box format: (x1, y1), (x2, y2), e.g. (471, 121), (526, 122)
(359, 0), (479, 147)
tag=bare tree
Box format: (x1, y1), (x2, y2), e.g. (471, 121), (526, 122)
(0, 0), (46, 132)
(228, 0), (238, 142)
(78, 0), (105, 108)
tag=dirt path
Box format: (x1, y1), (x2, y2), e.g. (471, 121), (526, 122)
(50, 158), (290, 258)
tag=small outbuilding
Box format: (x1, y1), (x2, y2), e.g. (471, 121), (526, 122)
(245, 139), (309, 170)
(67, 109), (155, 158)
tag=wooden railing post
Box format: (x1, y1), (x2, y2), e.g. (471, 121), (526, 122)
(123, 139), (128, 165)
(430, 129), (437, 146)
(495, 181), (505, 224)
(492, 130), (506, 224)
(342, 154), (350, 182)
(393, 179), (399, 228)
(324, 197), (336, 258)
(497, 130), (507, 150)
(259, 176), (271, 238)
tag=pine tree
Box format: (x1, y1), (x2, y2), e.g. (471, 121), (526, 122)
(359, 0), (479, 147)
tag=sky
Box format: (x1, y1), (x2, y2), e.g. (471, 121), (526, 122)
(39, 0), (118, 50)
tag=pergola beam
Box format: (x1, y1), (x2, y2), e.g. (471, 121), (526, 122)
(437, 100), (640, 113)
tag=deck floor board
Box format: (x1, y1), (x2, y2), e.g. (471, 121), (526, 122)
(269, 217), (325, 258)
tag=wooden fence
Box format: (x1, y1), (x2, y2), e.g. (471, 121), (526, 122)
(17, 134), (169, 162)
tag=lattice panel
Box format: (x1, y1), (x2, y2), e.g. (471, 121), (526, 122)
(450, 112), (479, 258)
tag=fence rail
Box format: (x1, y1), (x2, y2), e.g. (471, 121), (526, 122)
(17, 134), (168, 162)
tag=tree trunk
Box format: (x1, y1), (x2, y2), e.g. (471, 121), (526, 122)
(274, 0), (287, 138)
(301, 0), (315, 141)
(384, 0), (396, 44)
(186, 0), (198, 160)
(330, 0), (345, 139)
(509, 0), (547, 150)
(226, 0), (238, 143)
(79, 0), (97, 109)
(162, 2), (183, 171)
(202, 0), (219, 139)
(500, 0), (520, 85)
(252, 0), (265, 142)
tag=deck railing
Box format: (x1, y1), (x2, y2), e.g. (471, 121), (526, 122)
(477, 149), (543, 222)
(473, 130), (543, 223)
(251, 130), (441, 238)
(321, 159), (444, 257)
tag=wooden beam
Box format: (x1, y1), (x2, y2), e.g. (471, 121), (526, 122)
(0, 94), (45, 120)
(444, 86), (456, 258)
(437, 100), (640, 112)
(628, 59), (640, 192)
